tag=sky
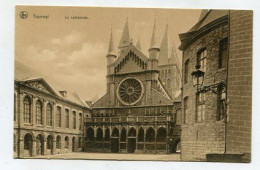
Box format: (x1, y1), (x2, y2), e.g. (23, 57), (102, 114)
(15, 6), (201, 101)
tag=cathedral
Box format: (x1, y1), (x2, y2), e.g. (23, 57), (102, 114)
(83, 19), (182, 154)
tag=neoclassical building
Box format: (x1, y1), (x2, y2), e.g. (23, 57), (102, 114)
(84, 19), (182, 154)
(14, 61), (91, 158)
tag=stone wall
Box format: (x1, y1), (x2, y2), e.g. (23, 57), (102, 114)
(181, 21), (228, 161)
(226, 10), (253, 162)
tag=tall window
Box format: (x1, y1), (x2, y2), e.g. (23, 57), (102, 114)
(184, 59), (189, 84)
(56, 136), (61, 149)
(36, 100), (43, 125)
(219, 38), (228, 69)
(196, 92), (206, 123)
(65, 136), (69, 149)
(79, 113), (83, 130)
(183, 97), (188, 124)
(217, 86), (226, 121)
(78, 137), (82, 148)
(197, 48), (207, 72)
(23, 96), (31, 123)
(65, 109), (69, 128)
(73, 111), (76, 129)
(56, 106), (61, 127)
(46, 103), (52, 126)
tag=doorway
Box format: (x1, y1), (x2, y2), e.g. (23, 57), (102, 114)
(111, 138), (119, 153)
(127, 138), (136, 153)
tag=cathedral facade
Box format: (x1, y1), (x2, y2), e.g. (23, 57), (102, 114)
(83, 20), (182, 154)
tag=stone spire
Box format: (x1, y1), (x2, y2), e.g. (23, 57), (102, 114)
(136, 37), (142, 50)
(107, 29), (116, 56)
(198, 9), (209, 21)
(149, 19), (159, 50)
(159, 24), (169, 65)
(118, 18), (131, 49)
(169, 43), (177, 64)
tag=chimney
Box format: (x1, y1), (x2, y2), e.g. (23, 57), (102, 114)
(59, 91), (67, 97)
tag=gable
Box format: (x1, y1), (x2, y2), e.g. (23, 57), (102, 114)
(114, 45), (148, 74)
(22, 78), (57, 96)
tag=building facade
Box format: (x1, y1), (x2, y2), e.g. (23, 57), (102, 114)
(84, 20), (181, 154)
(14, 67), (91, 158)
(178, 10), (252, 162)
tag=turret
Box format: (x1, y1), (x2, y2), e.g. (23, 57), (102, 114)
(118, 18), (131, 56)
(107, 29), (117, 75)
(148, 20), (160, 70)
(136, 37), (142, 51)
(159, 24), (169, 65)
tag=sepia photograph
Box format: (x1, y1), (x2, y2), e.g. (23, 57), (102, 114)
(14, 6), (252, 163)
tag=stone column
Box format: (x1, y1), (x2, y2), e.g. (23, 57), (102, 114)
(19, 138), (24, 158)
(19, 93), (25, 124)
(32, 139), (36, 157)
(44, 139), (47, 155)
(43, 100), (47, 127)
(53, 103), (56, 129)
(53, 139), (56, 155)
(32, 96), (37, 125)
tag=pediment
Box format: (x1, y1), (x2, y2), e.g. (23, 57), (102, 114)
(22, 78), (57, 96)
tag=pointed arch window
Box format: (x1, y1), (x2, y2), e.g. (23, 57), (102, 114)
(36, 100), (43, 125)
(23, 96), (31, 123)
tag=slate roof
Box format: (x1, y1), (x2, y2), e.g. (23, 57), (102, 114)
(15, 60), (90, 108)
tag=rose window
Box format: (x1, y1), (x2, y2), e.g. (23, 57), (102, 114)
(117, 77), (144, 105)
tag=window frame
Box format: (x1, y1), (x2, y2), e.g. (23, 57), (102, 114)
(184, 59), (189, 84)
(219, 37), (228, 69)
(197, 48), (207, 73)
(36, 100), (43, 125)
(196, 92), (206, 123)
(23, 96), (31, 123)
(183, 97), (188, 124)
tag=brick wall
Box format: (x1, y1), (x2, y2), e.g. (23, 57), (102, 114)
(181, 22), (228, 161)
(226, 10), (253, 161)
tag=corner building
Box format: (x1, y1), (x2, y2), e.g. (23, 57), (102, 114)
(179, 10), (252, 162)
(84, 20), (182, 154)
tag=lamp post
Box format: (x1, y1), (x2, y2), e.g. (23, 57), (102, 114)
(191, 65), (226, 94)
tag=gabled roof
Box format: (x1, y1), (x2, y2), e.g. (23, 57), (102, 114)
(15, 60), (90, 108)
(179, 9), (228, 50)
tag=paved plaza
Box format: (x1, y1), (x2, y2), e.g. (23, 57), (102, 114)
(30, 152), (181, 161)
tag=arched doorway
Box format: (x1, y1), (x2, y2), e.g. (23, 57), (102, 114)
(65, 136), (69, 150)
(56, 135), (61, 153)
(156, 127), (167, 142)
(146, 127), (155, 142)
(96, 128), (103, 141)
(36, 134), (44, 155)
(111, 128), (119, 153)
(47, 135), (54, 155)
(104, 128), (110, 141)
(127, 127), (136, 153)
(72, 137), (76, 152)
(24, 133), (33, 157)
(120, 127), (126, 150)
(86, 127), (94, 150)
